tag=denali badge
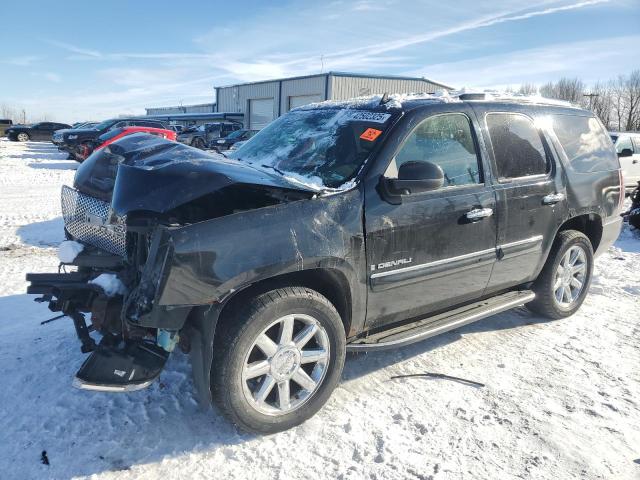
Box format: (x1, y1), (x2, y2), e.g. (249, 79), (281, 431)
(370, 258), (413, 271)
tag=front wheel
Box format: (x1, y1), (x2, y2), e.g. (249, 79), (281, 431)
(17, 132), (30, 142)
(211, 287), (346, 433)
(527, 230), (594, 319)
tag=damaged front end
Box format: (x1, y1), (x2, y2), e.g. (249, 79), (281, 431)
(27, 134), (316, 393)
(27, 219), (179, 392)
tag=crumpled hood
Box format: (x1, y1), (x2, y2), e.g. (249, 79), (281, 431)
(74, 133), (316, 217)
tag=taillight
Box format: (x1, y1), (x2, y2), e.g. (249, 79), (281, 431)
(619, 169), (625, 211)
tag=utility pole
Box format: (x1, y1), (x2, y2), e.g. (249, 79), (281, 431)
(583, 92), (599, 110)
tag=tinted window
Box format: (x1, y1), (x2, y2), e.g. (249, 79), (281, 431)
(615, 135), (633, 154)
(486, 113), (548, 179)
(387, 113), (481, 187)
(134, 121), (162, 128)
(552, 115), (619, 173)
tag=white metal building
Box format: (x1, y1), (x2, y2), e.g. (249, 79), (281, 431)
(145, 103), (216, 116)
(215, 72), (453, 130)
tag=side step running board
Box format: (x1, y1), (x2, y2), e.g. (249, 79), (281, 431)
(347, 290), (535, 351)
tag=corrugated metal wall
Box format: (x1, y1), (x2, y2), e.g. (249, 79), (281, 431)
(280, 76), (326, 113)
(329, 76), (445, 100)
(217, 82), (279, 114)
(215, 73), (452, 127)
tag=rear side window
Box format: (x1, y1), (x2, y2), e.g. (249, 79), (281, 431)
(615, 135), (633, 154)
(552, 115), (619, 173)
(486, 113), (549, 179)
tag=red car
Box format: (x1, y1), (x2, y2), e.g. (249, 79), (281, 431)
(78, 126), (177, 160)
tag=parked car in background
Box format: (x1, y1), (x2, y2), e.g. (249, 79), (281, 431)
(228, 139), (248, 152)
(27, 94), (623, 434)
(70, 121), (99, 130)
(53, 117), (167, 161)
(168, 125), (184, 133)
(6, 122), (72, 142)
(211, 129), (257, 152)
(93, 127), (177, 155)
(0, 119), (13, 137)
(74, 126), (177, 162)
(176, 122), (241, 149)
(610, 131), (640, 192)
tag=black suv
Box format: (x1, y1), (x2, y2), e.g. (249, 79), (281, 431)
(6, 122), (72, 142)
(176, 122), (241, 149)
(0, 118), (13, 136)
(53, 117), (166, 161)
(27, 95), (623, 434)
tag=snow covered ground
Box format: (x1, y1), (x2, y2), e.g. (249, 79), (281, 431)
(0, 138), (638, 480)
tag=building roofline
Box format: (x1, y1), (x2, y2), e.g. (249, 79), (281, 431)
(215, 71), (454, 90)
(145, 102), (216, 111)
(144, 112), (243, 122)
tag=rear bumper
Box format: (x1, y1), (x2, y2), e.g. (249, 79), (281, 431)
(595, 215), (623, 257)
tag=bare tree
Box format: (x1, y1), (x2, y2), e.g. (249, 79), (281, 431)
(588, 81), (613, 128)
(622, 70), (640, 131)
(518, 83), (538, 96)
(540, 77), (586, 105)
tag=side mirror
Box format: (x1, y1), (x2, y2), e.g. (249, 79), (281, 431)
(386, 161), (444, 195)
(618, 148), (633, 158)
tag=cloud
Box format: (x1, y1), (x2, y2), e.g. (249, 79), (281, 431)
(43, 72), (62, 83)
(44, 39), (102, 58)
(406, 35), (640, 88)
(3, 56), (39, 67)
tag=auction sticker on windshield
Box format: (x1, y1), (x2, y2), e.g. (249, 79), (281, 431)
(360, 128), (383, 141)
(344, 111), (392, 123)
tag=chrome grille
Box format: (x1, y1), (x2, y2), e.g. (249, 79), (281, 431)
(61, 185), (127, 256)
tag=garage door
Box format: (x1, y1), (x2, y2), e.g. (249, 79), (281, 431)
(289, 94), (322, 111)
(249, 98), (274, 130)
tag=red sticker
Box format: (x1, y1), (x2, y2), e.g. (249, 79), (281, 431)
(360, 128), (382, 142)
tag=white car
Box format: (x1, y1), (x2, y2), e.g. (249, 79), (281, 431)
(610, 131), (640, 191)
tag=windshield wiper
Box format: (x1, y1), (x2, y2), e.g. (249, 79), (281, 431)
(259, 164), (286, 176)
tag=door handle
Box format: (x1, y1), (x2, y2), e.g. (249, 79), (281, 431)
(542, 193), (565, 205)
(466, 208), (493, 221)
(633, 159), (638, 164)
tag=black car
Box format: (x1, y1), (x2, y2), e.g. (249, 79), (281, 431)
(0, 118), (12, 137)
(6, 121), (71, 142)
(176, 122), (241, 149)
(210, 128), (257, 151)
(27, 95), (623, 434)
(53, 117), (166, 161)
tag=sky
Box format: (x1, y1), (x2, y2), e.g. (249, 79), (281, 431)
(0, 0), (638, 122)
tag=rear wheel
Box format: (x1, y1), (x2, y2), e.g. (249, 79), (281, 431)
(527, 230), (593, 319)
(211, 287), (346, 433)
(17, 132), (29, 142)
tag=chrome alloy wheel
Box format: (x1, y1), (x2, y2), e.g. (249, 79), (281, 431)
(241, 314), (330, 416)
(17, 132), (29, 142)
(553, 245), (587, 307)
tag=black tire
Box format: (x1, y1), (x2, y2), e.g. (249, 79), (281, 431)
(16, 132), (30, 142)
(192, 137), (205, 149)
(527, 230), (594, 319)
(211, 287), (346, 434)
